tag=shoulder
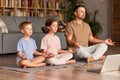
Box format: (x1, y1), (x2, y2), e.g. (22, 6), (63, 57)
(82, 21), (91, 30)
(54, 35), (59, 39)
(67, 21), (74, 27)
(17, 38), (24, 46)
(66, 21), (75, 30)
(54, 35), (60, 42)
(30, 38), (35, 41)
(29, 38), (36, 43)
(42, 34), (50, 41)
(83, 21), (90, 27)
(18, 38), (24, 43)
(42, 34), (49, 39)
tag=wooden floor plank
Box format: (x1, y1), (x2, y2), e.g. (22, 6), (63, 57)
(0, 46), (120, 80)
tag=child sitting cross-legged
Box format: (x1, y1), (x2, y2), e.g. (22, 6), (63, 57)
(16, 21), (47, 68)
(40, 18), (76, 66)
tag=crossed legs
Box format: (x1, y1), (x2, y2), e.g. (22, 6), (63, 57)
(18, 56), (46, 68)
(75, 43), (108, 62)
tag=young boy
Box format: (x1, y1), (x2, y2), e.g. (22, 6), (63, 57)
(16, 21), (46, 68)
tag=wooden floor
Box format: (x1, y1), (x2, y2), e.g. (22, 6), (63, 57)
(0, 46), (120, 80)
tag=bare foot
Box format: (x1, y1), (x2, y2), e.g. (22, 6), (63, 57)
(87, 56), (106, 63)
(98, 56), (106, 60)
(66, 60), (76, 64)
(23, 66), (27, 69)
(87, 57), (94, 63)
(39, 63), (46, 67)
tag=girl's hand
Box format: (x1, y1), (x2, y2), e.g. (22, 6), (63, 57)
(41, 52), (48, 57)
(41, 52), (54, 58)
(47, 53), (55, 58)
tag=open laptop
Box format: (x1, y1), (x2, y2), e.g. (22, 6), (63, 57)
(87, 54), (120, 73)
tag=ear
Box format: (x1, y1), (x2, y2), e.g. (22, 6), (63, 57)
(47, 26), (50, 29)
(21, 29), (24, 33)
(74, 12), (76, 16)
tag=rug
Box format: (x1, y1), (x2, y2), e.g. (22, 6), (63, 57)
(0, 62), (85, 73)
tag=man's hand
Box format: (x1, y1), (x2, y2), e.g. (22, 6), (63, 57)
(68, 48), (76, 53)
(104, 39), (115, 46)
(74, 42), (80, 48)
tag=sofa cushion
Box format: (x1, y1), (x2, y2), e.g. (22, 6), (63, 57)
(1, 16), (19, 32)
(48, 16), (60, 22)
(14, 16), (27, 26)
(55, 32), (67, 49)
(0, 33), (2, 53)
(28, 17), (47, 33)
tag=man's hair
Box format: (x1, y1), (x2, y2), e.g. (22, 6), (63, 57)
(73, 4), (85, 12)
(19, 21), (32, 30)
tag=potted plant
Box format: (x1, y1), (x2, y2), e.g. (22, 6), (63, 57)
(88, 10), (102, 38)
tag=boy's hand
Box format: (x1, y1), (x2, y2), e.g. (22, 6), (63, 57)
(21, 55), (27, 60)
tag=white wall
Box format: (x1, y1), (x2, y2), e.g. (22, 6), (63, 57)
(84, 0), (112, 39)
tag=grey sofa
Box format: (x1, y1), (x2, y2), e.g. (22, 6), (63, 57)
(0, 16), (67, 54)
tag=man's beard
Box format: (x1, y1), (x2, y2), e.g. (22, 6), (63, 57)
(78, 16), (85, 20)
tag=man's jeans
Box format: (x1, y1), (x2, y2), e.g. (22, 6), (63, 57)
(73, 43), (108, 60)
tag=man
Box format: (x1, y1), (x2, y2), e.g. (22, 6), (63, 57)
(65, 4), (114, 62)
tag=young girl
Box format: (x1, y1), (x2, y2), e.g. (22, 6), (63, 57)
(40, 18), (76, 65)
(16, 21), (46, 68)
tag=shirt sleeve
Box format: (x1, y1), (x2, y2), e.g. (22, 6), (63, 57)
(87, 24), (93, 37)
(33, 39), (37, 50)
(17, 40), (22, 52)
(57, 37), (61, 50)
(40, 37), (47, 50)
(65, 23), (73, 36)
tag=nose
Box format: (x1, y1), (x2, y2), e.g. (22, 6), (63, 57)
(30, 29), (33, 32)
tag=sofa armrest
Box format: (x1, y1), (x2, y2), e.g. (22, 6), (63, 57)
(0, 27), (2, 33)
(0, 32), (2, 53)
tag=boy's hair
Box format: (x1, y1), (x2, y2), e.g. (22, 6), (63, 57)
(42, 18), (57, 34)
(73, 4), (85, 12)
(19, 21), (32, 30)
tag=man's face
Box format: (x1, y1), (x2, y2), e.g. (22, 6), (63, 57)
(74, 7), (86, 20)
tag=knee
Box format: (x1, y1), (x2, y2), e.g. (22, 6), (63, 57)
(67, 53), (73, 58)
(21, 60), (28, 65)
(100, 43), (108, 50)
(38, 56), (45, 61)
(65, 53), (74, 59)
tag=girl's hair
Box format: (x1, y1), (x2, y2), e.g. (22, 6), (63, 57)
(19, 21), (32, 30)
(42, 18), (57, 34)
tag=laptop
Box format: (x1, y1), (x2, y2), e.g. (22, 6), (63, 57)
(87, 54), (120, 73)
